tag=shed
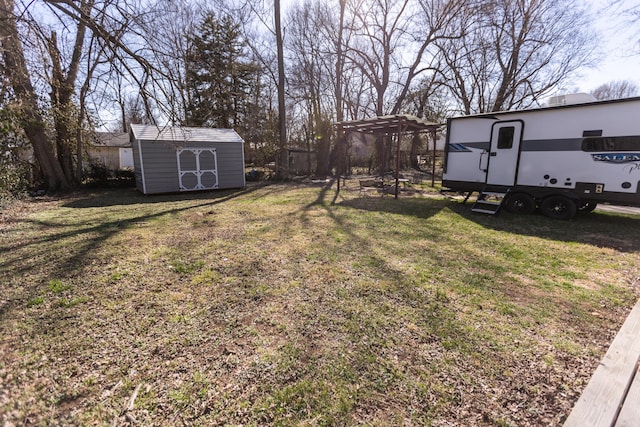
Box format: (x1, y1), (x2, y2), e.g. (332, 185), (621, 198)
(90, 131), (134, 171)
(129, 124), (245, 195)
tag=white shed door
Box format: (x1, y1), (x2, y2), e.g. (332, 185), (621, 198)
(120, 148), (134, 169)
(176, 148), (219, 191)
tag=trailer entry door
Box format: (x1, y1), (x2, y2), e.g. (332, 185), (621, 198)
(486, 121), (523, 186)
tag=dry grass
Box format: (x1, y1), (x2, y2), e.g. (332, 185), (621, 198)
(1, 181), (639, 426)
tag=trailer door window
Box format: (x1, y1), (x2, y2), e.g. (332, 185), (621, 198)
(497, 126), (515, 149)
(582, 136), (640, 151)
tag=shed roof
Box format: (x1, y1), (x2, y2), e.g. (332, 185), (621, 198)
(339, 114), (442, 134)
(130, 124), (244, 143)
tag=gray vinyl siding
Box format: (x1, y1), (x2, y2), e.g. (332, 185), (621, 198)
(130, 125), (245, 194)
(140, 140), (180, 194)
(133, 140), (244, 194)
(214, 143), (245, 188)
(177, 140), (245, 189)
(130, 134), (144, 193)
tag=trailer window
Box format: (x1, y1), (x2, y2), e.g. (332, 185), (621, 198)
(497, 126), (515, 149)
(582, 136), (640, 152)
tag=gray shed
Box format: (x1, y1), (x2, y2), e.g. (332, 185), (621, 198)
(129, 124), (246, 194)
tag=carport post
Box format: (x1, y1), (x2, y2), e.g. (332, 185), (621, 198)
(395, 117), (403, 199)
(431, 127), (437, 187)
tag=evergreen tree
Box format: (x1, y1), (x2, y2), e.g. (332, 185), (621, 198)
(185, 12), (261, 130)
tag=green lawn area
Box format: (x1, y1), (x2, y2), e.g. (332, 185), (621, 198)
(1, 182), (639, 426)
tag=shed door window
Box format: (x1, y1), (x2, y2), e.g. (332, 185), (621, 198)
(497, 126), (515, 149)
(177, 148), (219, 191)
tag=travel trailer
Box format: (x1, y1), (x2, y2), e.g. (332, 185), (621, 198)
(442, 97), (640, 219)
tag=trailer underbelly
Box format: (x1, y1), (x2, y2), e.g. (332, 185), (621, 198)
(442, 180), (640, 208)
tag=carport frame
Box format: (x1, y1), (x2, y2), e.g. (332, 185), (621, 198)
(338, 114), (443, 198)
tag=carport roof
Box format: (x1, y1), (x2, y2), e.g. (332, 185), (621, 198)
(338, 114), (442, 134)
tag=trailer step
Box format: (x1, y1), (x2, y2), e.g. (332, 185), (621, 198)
(472, 208), (503, 214)
(471, 189), (510, 215)
(474, 199), (501, 206)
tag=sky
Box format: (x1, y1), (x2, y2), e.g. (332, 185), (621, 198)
(575, 0), (640, 94)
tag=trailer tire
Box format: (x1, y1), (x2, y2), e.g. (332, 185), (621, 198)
(578, 201), (598, 213)
(540, 195), (577, 220)
(505, 193), (536, 214)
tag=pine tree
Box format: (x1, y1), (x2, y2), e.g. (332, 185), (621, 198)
(185, 12), (261, 130)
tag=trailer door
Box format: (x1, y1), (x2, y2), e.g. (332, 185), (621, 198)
(486, 121), (523, 186)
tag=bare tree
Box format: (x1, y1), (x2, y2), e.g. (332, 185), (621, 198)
(1, 0), (156, 189)
(287, 0), (335, 176)
(332, 0), (348, 179)
(287, 0), (358, 177)
(437, 0), (599, 114)
(405, 72), (450, 169)
(273, 0), (288, 177)
(610, 0), (640, 52)
(45, 0), (94, 184)
(232, 0), (288, 176)
(0, 0), (71, 190)
(591, 80), (640, 101)
(344, 0), (464, 172)
(136, 0), (200, 125)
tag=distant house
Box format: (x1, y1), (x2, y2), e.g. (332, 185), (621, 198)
(89, 132), (134, 171)
(129, 124), (246, 195)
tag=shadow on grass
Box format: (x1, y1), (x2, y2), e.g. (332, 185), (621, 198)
(0, 184), (266, 312)
(338, 196), (449, 219)
(62, 182), (271, 209)
(338, 196), (640, 253)
(293, 184), (483, 356)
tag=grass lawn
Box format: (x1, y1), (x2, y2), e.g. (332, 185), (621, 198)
(1, 181), (639, 426)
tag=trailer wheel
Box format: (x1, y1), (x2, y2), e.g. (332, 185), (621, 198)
(505, 193), (536, 214)
(540, 195), (577, 220)
(578, 201), (598, 213)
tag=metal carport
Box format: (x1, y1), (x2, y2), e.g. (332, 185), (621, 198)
(338, 114), (442, 198)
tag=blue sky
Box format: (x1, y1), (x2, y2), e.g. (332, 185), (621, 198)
(576, 0), (640, 93)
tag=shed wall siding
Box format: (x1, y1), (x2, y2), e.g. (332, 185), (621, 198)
(140, 140), (180, 194)
(135, 139), (244, 194)
(130, 137), (144, 193)
(174, 141), (244, 189)
(213, 143), (245, 188)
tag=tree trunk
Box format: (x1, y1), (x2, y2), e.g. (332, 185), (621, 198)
(410, 132), (421, 170)
(274, 0), (288, 178)
(48, 31), (75, 184)
(48, 2), (90, 185)
(332, 0), (347, 178)
(315, 119), (331, 176)
(0, 0), (71, 191)
(375, 135), (384, 176)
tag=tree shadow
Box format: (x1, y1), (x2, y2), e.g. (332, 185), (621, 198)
(337, 195), (640, 253)
(448, 201), (640, 253)
(62, 183), (270, 209)
(0, 184), (268, 314)
(338, 196), (449, 220)
(292, 185), (504, 357)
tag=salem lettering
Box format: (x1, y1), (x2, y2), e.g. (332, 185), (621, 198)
(591, 153), (640, 163)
